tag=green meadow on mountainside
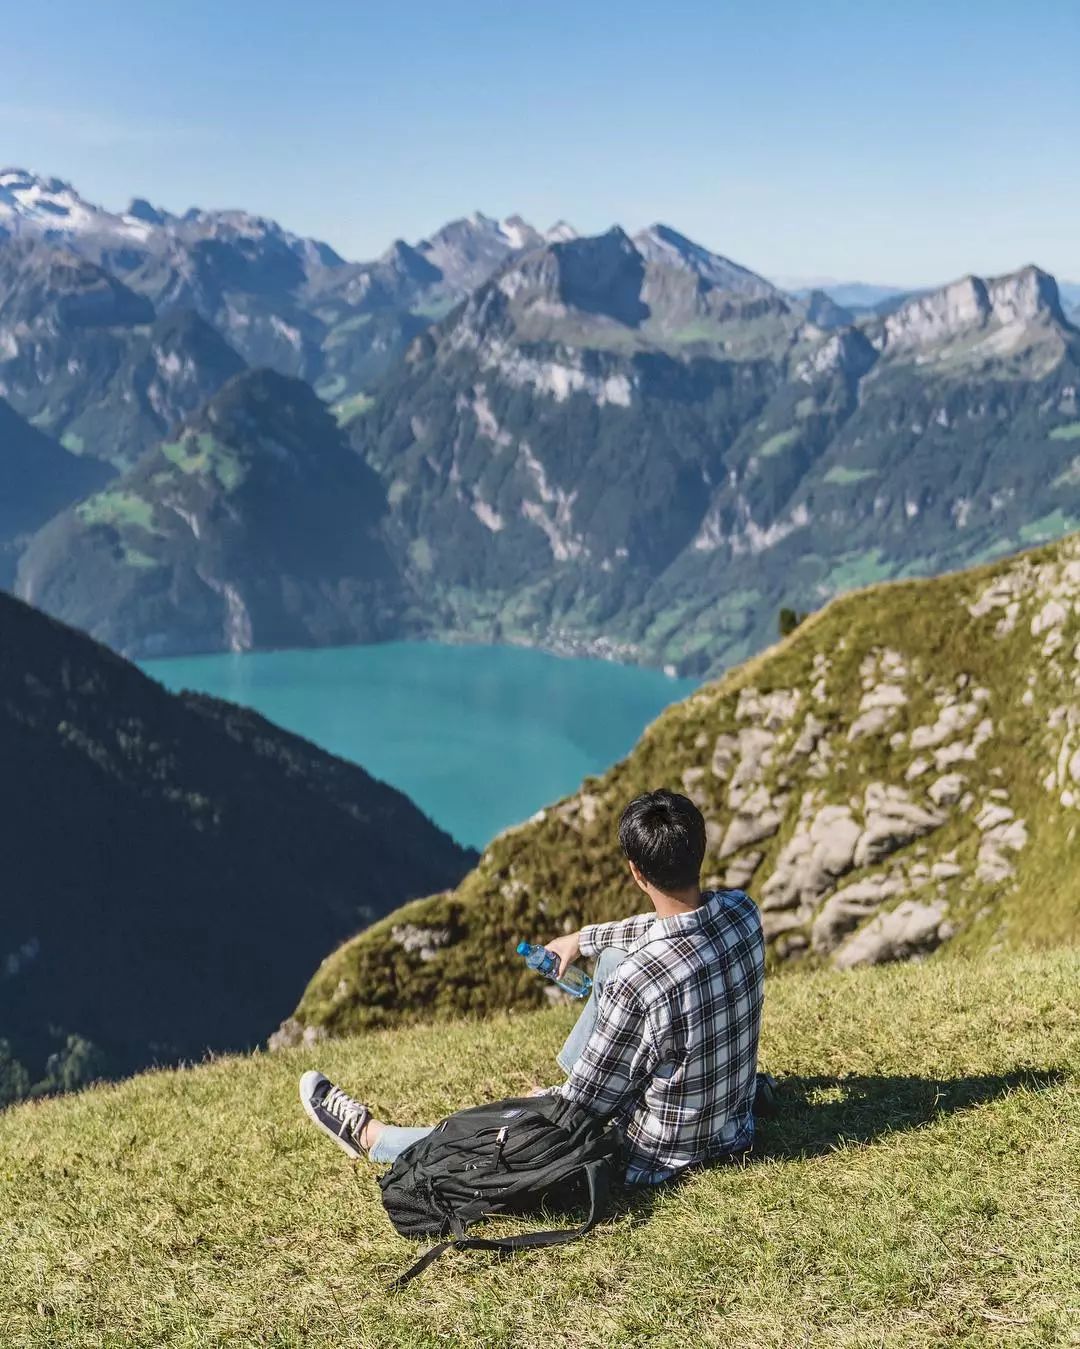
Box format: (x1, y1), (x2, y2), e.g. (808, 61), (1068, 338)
(0, 951), (1075, 1347)
(287, 534), (1080, 1045)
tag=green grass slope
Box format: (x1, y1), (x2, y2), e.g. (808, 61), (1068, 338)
(1, 950), (1076, 1347)
(288, 534), (1080, 1044)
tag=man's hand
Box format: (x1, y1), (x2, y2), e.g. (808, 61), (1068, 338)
(542, 931), (581, 977)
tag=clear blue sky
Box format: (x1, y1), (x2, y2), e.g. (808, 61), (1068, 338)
(3, 0), (1078, 286)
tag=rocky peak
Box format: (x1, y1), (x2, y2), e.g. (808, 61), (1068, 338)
(633, 223), (777, 298)
(126, 198), (171, 226)
(544, 220), (579, 243)
(880, 265), (1066, 353)
(498, 226), (648, 327)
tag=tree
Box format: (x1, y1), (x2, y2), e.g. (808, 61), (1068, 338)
(778, 607), (807, 638)
(0, 1039), (31, 1107)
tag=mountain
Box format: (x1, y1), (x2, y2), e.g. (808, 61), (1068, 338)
(1059, 279), (1080, 325)
(775, 276), (919, 311)
(281, 533), (1080, 1042)
(343, 235), (1080, 676)
(0, 172), (575, 405)
(0, 587), (474, 1101)
(0, 398), (111, 585)
(15, 369), (406, 657)
(0, 238), (246, 465)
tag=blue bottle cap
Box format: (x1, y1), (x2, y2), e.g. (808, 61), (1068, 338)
(516, 941), (530, 955)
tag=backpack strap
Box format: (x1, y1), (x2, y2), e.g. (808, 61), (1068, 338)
(385, 1160), (612, 1292)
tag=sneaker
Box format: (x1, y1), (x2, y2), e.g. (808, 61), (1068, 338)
(299, 1070), (371, 1160)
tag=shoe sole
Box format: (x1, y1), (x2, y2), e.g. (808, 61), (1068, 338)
(299, 1076), (367, 1161)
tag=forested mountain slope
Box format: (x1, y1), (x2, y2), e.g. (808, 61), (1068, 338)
(0, 591), (474, 1101)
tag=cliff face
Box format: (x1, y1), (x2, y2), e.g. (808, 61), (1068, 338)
(285, 534), (1080, 1042)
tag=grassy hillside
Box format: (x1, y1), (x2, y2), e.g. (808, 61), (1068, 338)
(286, 534), (1080, 1044)
(0, 949), (1076, 1347)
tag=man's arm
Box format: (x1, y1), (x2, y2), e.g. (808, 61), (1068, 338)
(579, 912), (656, 958)
(557, 972), (654, 1117)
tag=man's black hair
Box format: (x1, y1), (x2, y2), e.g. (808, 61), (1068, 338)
(618, 789), (706, 892)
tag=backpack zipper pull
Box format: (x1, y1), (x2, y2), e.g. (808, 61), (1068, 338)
(494, 1125), (509, 1167)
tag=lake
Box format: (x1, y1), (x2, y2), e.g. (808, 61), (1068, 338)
(143, 642), (700, 849)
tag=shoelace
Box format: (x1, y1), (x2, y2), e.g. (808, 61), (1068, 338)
(322, 1084), (367, 1143)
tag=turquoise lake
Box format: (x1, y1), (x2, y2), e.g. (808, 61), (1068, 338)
(143, 642), (699, 849)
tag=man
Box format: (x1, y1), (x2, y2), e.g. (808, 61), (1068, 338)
(300, 789), (766, 1189)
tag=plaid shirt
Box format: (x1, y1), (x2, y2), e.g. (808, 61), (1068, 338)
(556, 889), (765, 1186)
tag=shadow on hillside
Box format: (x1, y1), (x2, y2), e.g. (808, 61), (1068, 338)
(612, 1068), (1066, 1222)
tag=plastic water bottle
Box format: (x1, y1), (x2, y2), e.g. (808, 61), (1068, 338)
(516, 941), (593, 998)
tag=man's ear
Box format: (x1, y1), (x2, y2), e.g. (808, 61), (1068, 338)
(627, 860), (648, 893)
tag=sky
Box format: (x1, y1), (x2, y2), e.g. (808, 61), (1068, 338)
(2, 0), (1078, 287)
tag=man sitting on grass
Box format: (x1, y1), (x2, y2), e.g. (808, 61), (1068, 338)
(300, 788), (767, 1189)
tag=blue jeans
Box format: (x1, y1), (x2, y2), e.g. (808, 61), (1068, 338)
(368, 947), (641, 1169)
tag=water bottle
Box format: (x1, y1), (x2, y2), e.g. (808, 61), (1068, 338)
(516, 941), (593, 998)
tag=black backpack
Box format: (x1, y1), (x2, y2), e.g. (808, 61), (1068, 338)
(376, 1092), (626, 1291)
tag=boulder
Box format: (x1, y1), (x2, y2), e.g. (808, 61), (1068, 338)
(718, 785), (784, 857)
(853, 784), (946, 868)
(390, 923), (453, 961)
(759, 803), (860, 911)
(724, 850), (764, 890)
(833, 899), (949, 969)
(811, 874), (904, 954)
(928, 773), (966, 806)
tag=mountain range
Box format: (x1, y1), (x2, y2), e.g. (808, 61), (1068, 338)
(0, 586), (474, 1103)
(3, 168), (1080, 678)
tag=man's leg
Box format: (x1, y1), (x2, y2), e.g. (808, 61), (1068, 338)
(555, 945), (630, 1075)
(364, 1122), (435, 1164)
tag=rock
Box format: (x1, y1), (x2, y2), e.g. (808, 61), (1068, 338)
(736, 686), (801, 730)
(789, 713), (826, 758)
(1031, 599), (1068, 636)
(976, 818), (1028, 884)
(724, 851), (763, 889)
(910, 700), (980, 750)
(932, 718), (993, 771)
(931, 861), (963, 880)
(390, 923), (453, 961)
(268, 1018), (327, 1052)
(848, 705), (897, 741)
(762, 910), (804, 940)
(727, 727), (777, 808)
(681, 765), (708, 805)
(718, 785), (784, 857)
(760, 803), (860, 911)
(975, 802), (1014, 831)
(711, 732), (739, 779)
(852, 784), (946, 868)
(928, 773), (966, 806)
(833, 899), (949, 969)
(905, 756), (931, 781)
(811, 874), (905, 953)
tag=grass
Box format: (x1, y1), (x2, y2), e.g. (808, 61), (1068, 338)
(331, 392), (376, 427)
(757, 428), (800, 458)
(76, 490), (159, 534)
(160, 434), (246, 493)
(0, 950), (1076, 1347)
(823, 465), (878, 485)
(1048, 422), (1080, 442)
(1018, 510), (1080, 544)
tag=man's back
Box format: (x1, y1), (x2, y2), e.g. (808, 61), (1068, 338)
(560, 889), (765, 1181)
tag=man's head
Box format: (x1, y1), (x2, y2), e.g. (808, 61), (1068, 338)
(618, 789), (706, 898)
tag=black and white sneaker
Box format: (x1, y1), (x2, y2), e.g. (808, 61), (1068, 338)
(299, 1071), (371, 1160)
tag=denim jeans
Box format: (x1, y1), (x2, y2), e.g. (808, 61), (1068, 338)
(368, 946), (640, 1169)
